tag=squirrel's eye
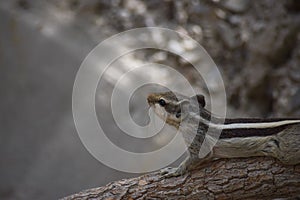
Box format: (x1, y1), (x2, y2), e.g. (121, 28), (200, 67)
(176, 112), (181, 118)
(158, 99), (166, 107)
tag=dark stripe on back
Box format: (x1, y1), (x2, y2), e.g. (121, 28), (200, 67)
(224, 118), (300, 124)
(219, 125), (289, 139)
(199, 110), (300, 138)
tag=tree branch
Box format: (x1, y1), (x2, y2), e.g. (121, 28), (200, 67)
(62, 157), (300, 200)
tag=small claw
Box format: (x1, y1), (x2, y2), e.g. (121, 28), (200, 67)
(160, 167), (186, 178)
(160, 167), (175, 176)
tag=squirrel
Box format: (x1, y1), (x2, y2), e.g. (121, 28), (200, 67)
(147, 91), (300, 177)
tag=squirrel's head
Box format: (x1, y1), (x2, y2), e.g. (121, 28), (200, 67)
(147, 91), (206, 129)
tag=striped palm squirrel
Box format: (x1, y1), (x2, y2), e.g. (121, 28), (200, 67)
(147, 91), (300, 177)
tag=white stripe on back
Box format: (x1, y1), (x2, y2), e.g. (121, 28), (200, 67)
(191, 113), (300, 130)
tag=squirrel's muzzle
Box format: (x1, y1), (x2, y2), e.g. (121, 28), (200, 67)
(147, 94), (157, 106)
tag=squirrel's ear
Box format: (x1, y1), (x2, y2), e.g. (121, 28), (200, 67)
(191, 94), (206, 108)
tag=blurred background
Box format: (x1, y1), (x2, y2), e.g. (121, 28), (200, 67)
(1, 0), (300, 199)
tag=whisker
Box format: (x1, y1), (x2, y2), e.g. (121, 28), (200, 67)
(153, 108), (157, 131)
(147, 106), (154, 136)
(141, 105), (151, 125)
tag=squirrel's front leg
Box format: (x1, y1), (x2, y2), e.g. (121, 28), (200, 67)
(160, 153), (212, 178)
(160, 157), (193, 177)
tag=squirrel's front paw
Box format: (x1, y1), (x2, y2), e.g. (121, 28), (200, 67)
(160, 167), (186, 178)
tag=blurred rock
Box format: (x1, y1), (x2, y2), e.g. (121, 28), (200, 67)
(168, 40), (185, 54)
(221, 0), (250, 13)
(182, 39), (197, 50)
(285, 0), (300, 12)
(181, 50), (201, 64)
(289, 64), (300, 83)
(150, 52), (167, 62)
(250, 21), (299, 66)
(288, 44), (300, 83)
(17, 0), (30, 10)
(290, 89), (300, 112)
(217, 21), (242, 49)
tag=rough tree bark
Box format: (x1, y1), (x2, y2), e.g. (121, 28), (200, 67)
(62, 157), (300, 199)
